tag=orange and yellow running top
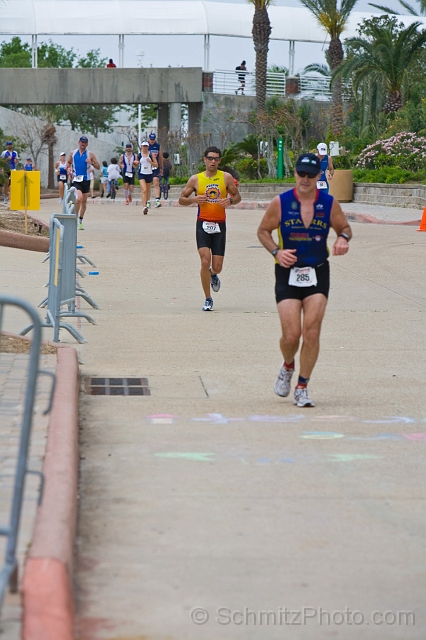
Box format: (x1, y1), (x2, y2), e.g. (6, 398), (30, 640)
(197, 170), (227, 222)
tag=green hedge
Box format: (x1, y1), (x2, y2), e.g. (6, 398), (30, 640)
(352, 167), (426, 184)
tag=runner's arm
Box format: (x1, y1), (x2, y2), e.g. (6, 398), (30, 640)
(218, 172), (241, 206)
(89, 153), (100, 171)
(330, 198), (351, 256)
(328, 156), (334, 179)
(179, 175), (206, 206)
(257, 196), (297, 267)
(158, 147), (164, 172)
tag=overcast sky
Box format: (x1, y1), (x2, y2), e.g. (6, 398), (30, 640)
(4, 0), (409, 73)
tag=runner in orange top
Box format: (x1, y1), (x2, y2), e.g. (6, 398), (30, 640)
(179, 146), (241, 311)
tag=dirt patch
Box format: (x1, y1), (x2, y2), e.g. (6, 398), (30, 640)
(0, 334), (57, 355)
(0, 208), (49, 237)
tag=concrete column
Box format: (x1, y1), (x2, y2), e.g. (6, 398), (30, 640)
(204, 34), (210, 71)
(289, 40), (295, 77)
(157, 103), (169, 134)
(188, 102), (202, 136)
(118, 35), (125, 68)
(32, 35), (38, 68)
(169, 103), (181, 132)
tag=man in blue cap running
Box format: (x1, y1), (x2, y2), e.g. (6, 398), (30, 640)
(67, 136), (100, 230)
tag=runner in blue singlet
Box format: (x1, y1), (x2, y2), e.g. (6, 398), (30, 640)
(316, 142), (334, 194)
(24, 158), (34, 171)
(257, 152), (351, 408)
(67, 136), (100, 230)
(148, 132), (163, 208)
(1, 141), (19, 204)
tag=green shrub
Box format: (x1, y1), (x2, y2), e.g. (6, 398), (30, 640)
(170, 176), (189, 185)
(352, 167), (424, 183)
(235, 158), (268, 180)
(332, 155), (356, 169)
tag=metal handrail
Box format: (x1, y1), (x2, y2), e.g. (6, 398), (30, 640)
(0, 295), (55, 610)
(212, 70), (350, 101)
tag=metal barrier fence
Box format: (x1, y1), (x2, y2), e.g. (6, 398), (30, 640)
(22, 185), (98, 344)
(212, 70), (350, 101)
(0, 295), (55, 610)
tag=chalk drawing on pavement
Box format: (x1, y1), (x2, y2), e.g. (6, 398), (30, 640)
(328, 454), (383, 462)
(147, 414), (176, 424)
(155, 452), (214, 461)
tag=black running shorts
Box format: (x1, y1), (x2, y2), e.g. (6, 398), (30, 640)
(72, 179), (90, 194)
(196, 219), (226, 256)
(138, 173), (153, 184)
(123, 174), (135, 185)
(275, 261), (330, 303)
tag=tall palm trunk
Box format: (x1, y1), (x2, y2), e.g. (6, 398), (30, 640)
(328, 37), (344, 136)
(383, 90), (402, 113)
(252, 5), (271, 113)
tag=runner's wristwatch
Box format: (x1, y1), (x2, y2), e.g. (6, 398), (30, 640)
(271, 248), (279, 257)
(338, 232), (350, 241)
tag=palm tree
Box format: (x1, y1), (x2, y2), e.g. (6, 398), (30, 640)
(300, 0), (359, 136)
(249, 0), (272, 113)
(335, 21), (426, 113)
(369, 0), (426, 16)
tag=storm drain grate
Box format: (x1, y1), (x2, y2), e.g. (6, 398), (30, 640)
(85, 377), (150, 396)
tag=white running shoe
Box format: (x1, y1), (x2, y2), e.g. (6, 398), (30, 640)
(202, 297), (213, 311)
(293, 387), (315, 408)
(155, 199), (161, 208)
(210, 270), (221, 293)
(58, 198), (63, 204)
(274, 364), (294, 397)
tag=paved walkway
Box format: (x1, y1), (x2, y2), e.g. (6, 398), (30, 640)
(84, 197), (423, 223)
(2, 199), (426, 639)
(0, 350), (56, 639)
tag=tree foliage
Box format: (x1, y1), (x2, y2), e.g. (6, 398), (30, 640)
(300, 0), (359, 136)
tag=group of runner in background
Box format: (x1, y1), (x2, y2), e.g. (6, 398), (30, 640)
(53, 132), (172, 211)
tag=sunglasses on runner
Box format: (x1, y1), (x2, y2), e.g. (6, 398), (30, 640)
(296, 171), (317, 178)
(205, 156), (220, 161)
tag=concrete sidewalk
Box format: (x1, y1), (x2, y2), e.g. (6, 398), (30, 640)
(85, 197), (423, 224)
(2, 200), (426, 639)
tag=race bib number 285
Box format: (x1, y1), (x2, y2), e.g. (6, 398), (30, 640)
(288, 266), (317, 287)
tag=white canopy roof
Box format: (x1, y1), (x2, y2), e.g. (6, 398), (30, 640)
(0, 0), (424, 43)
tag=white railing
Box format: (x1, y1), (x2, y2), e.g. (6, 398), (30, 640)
(212, 70), (350, 102)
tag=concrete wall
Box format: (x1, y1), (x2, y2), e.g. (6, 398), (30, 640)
(0, 68), (203, 105)
(200, 93), (330, 147)
(200, 93), (256, 147)
(0, 106), (116, 188)
(354, 182), (426, 208)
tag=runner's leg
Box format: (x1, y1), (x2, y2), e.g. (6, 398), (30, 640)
(75, 187), (83, 216)
(59, 180), (64, 199)
(299, 294), (328, 379)
(277, 299), (302, 366)
(153, 176), (160, 200)
(199, 247), (212, 298)
(211, 255), (224, 276)
(79, 192), (89, 219)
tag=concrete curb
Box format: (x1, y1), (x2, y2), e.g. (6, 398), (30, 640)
(0, 229), (49, 252)
(22, 346), (79, 640)
(343, 211), (421, 226)
(86, 198), (421, 223)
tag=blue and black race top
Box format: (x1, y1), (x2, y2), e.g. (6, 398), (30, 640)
(277, 188), (333, 267)
(319, 154), (329, 184)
